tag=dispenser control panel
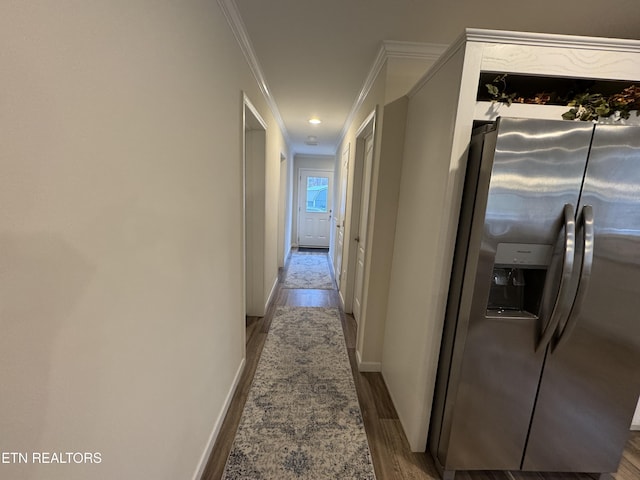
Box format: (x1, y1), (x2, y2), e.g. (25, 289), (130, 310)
(494, 243), (552, 268)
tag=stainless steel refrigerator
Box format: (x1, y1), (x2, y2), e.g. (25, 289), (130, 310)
(429, 117), (640, 479)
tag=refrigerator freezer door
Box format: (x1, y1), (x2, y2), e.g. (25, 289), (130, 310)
(523, 124), (640, 473)
(437, 118), (594, 471)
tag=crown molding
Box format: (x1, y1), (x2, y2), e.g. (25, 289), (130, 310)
(383, 40), (448, 61)
(408, 27), (640, 99)
(407, 33), (468, 98)
(335, 44), (385, 155)
(217, 0), (290, 144)
(338, 40), (448, 151)
(465, 28), (640, 53)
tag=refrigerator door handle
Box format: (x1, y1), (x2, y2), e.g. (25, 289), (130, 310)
(555, 204), (595, 350)
(537, 203), (576, 351)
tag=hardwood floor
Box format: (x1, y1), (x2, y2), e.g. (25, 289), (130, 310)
(200, 256), (640, 480)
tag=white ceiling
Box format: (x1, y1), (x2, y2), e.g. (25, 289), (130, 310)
(232, 0), (640, 156)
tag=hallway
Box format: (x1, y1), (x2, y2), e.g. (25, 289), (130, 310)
(200, 251), (640, 480)
(5, 5), (640, 480)
(200, 249), (435, 478)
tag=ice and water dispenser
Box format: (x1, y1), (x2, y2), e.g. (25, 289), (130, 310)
(487, 243), (552, 317)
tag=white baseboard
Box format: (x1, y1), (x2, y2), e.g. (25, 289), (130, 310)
(327, 255), (337, 279)
(380, 368), (426, 453)
(265, 275), (278, 311)
(356, 349), (382, 372)
(338, 290), (349, 313)
(632, 424), (640, 431)
(192, 358), (246, 480)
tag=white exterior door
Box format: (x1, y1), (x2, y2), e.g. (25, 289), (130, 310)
(353, 133), (374, 322)
(334, 147), (349, 287)
(298, 169), (333, 248)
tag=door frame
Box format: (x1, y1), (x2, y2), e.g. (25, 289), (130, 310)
(341, 108), (377, 314)
(242, 93), (268, 319)
(296, 168), (334, 248)
(277, 152), (289, 268)
(333, 143), (350, 289)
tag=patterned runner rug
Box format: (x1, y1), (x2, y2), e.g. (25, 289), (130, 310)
(283, 252), (334, 289)
(222, 306), (376, 479)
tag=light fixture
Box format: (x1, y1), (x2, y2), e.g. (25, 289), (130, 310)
(308, 118), (322, 125)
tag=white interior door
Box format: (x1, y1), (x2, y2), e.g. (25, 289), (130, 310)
(334, 146), (349, 287)
(298, 169), (333, 247)
(353, 133), (374, 322)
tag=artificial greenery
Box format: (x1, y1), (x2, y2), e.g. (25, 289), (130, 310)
(562, 93), (610, 121)
(485, 74), (518, 106)
(485, 74), (640, 122)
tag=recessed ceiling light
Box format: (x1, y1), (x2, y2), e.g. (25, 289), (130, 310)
(308, 118), (322, 125)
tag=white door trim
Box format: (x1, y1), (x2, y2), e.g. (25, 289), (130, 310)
(243, 93), (268, 130)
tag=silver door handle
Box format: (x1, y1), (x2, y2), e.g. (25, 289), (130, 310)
(555, 205), (594, 350)
(537, 204), (576, 351)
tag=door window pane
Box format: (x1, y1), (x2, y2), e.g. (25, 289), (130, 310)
(306, 176), (328, 212)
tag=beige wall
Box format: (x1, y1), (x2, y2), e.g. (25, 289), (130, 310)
(245, 125), (267, 316)
(0, 2), (287, 479)
(264, 116), (287, 304)
(334, 61), (409, 371)
(384, 57), (436, 104)
(381, 48), (467, 452)
(356, 96), (408, 368)
(335, 55), (439, 372)
(334, 64), (386, 315)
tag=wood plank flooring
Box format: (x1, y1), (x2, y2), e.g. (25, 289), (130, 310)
(200, 255), (640, 480)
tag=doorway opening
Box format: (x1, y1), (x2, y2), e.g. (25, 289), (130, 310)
(243, 94), (267, 317)
(277, 153), (288, 269)
(342, 109), (376, 322)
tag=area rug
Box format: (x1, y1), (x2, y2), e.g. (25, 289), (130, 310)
(283, 252), (334, 290)
(222, 306), (376, 479)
